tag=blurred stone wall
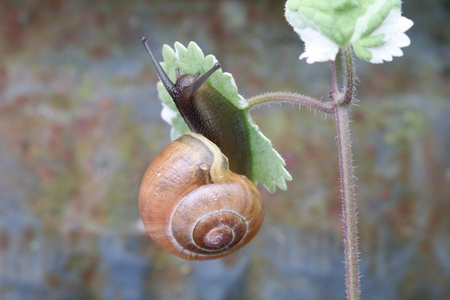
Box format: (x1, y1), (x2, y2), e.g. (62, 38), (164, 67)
(0, 0), (449, 299)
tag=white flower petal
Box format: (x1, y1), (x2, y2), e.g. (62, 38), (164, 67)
(366, 10), (413, 63)
(296, 27), (340, 64)
(399, 16), (414, 32)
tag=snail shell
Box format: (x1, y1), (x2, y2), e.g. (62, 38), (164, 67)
(139, 132), (264, 260)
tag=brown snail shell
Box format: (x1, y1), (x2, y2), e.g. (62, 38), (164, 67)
(139, 132), (264, 260)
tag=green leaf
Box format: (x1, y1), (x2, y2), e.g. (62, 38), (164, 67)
(155, 42), (291, 192)
(285, 0), (413, 64)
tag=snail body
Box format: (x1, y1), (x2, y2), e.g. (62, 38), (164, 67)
(141, 38), (251, 177)
(139, 38), (263, 260)
(139, 132), (263, 260)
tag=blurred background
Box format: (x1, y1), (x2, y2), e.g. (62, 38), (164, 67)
(0, 0), (449, 299)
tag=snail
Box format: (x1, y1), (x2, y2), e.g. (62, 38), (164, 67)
(139, 37), (264, 260)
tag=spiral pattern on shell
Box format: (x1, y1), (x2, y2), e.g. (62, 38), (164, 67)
(139, 132), (264, 260)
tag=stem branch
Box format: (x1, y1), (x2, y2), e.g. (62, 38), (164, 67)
(246, 92), (334, 114)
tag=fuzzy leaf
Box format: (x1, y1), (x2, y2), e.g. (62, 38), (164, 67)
(285, 0), (413, 64)
(155, 42), (291, 192)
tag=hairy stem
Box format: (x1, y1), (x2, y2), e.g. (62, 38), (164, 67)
(333, 46), (361, 300)
(333, 50), (345, 92)
(343, 46), (355, 104)
(246, 92), (334, 114)
(335, 104), (360, 300)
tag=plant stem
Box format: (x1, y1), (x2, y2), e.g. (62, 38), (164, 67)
(333, 50), (345, 91)
(246, 92), (334, 114)
(342, 46), (355, 105)
(335, 104), (360, 300)
(332, 46), (360, 300)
